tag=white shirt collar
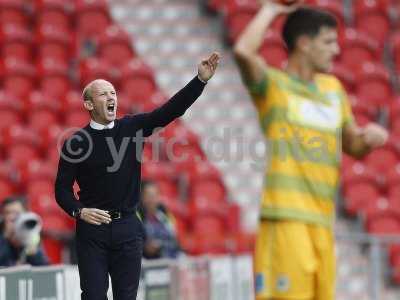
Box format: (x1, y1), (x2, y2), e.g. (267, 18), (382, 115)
(90, 120), (115, 130)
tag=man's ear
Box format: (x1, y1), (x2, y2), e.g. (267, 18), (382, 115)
(297, 35), (311, 53)
(84, 101), (93, 111)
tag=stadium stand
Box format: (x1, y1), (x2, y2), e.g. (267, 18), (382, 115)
(0, 0), (249, 265)
(3, 0), (400, 298)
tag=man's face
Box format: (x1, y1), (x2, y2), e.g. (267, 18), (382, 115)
(305, 27), (340, 73)
(2, 202), (25, 237)
(142, 185), (160, 212)
(85, 80), (118, 124)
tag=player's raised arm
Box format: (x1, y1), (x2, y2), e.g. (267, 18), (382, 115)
(233, 1), (297, 96)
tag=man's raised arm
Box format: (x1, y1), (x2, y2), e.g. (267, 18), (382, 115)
(135, 52), (220, 137)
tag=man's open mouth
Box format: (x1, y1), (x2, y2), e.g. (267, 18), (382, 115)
(107, 103), (115, 112)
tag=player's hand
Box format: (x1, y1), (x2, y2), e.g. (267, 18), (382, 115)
(80, 208), (112, 225)
(198, 52), (220, 83)
(361, 123), (388, 148)
(259, 0), (301, 15)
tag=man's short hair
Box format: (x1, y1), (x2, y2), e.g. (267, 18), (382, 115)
(282, 7), (338, 53)
(82, 84), (93, 102)
(0, 196), (27, 214)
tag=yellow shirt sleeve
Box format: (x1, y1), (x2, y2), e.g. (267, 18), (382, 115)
(336, 79), (354, 128)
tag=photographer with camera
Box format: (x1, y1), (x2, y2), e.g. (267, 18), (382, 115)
(0, 197), (49, 267)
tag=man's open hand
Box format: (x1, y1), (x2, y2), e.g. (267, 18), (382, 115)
(198, 52), (220, 82)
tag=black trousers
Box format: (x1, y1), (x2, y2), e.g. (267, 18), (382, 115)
(76, 213), (144, 300)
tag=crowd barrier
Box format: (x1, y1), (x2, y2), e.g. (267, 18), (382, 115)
(0, 255), (254, 300)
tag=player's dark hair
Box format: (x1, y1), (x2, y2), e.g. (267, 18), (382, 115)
(282, 7), (338, 53)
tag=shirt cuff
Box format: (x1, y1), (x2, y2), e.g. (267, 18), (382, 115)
(197, 75), (208, 84)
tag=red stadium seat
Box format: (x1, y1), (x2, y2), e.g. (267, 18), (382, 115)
(28, 110), (60, 132)
(137, 91), (168, 113)
(28, 90), (62, 113)
(29, 192), (64, 216)
(2, 125), (40, 148)
(63, 90), (83, 113)
(64, 110), (89, 128)
(391, 31), (400, 71)
(207, 0), (225, 12)
(7, 144), (40, 170)
(391, 252), (400, 284)
(0, 24), (33, 61)
(36, 25), (74, 62)
(344, 182), (380, 216)
(20, 160), (56, 187)
(0, 0), (28, 26)
(0, 110), (22, 131)
(120, 59), (156, 103)
(227, 232), (255, 254)
(190, 178), (227, 203)
(354, 112), (373, 126)
(161, 121), (199, 144)
(385, 163), (400, 200)
(354, 0), (391, 46)
(160, 197), (188, 220)
(332, 63), (355, 93)
(27, 91), (62, 131)
(35, 0), (72, 30)
(180, 232), (227, 255)
(79, 58), (121, 88)
(226, 203), (241, 233)
(186, 161), (222, 183)
(355, 62), (392, 108)
(26, 178), (53, 201)
(189, 196), (229, 219)
(224, 0), (259, 43)
(349, 94), (379, 119)
(0, 179), (15, 202)
(37, 58), (71, 98)
(76, 0), (110, 37)
(342, 161), (378, 194)
(98, 25), (135, 66)
(365, 145), (398, 174)
(41, 214), (73, 263)
(169, 144), (206, 172)
(3, 58), (36, 98)
(366, 210), (400, 235)
(259, 31), (287, 68)
(157, 179), (179, 200)
(142, 162), (177, 180)
(340, 29), (380, 71)
(389, 98), (400, 133)
(192, 216), (226, 236)
(0, 91), (24, 130)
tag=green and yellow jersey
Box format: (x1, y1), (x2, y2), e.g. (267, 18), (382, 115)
(249, 67), (354, 228)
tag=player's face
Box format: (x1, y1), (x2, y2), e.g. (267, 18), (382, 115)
(87, 80), (118, 124)
(307, 27), (339, 72)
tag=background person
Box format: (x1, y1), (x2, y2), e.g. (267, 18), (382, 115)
(0, 196), (49, 267)
(233, 1), (388, 300)
(140, 180), (181, 259)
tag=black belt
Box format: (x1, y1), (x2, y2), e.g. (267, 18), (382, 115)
(109, 210), (135, 220)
